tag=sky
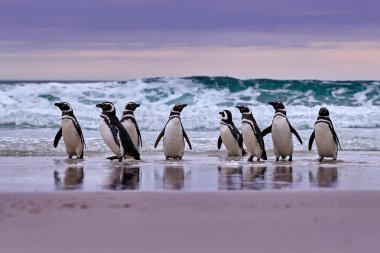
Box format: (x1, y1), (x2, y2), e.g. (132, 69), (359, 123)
(0, 0), (379, 80)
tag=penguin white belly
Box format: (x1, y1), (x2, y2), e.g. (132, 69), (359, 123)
(163, 118), (184, 158)
(99, 119), (121, 156)
(61, 118), (82, 157)
(315, 123), (337, 158)
(241, 123), (262, 158)
(220, 124), (242, 156)
(271, 117), (293, 157)
(122, 120), (139, 150)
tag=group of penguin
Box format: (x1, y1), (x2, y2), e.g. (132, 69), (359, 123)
(54, 100), (341, 163)
(220, 101), (341, 162)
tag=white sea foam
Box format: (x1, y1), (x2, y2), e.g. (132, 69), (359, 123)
(0, 78), (379, 132)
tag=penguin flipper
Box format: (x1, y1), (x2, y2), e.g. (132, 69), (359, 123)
(130, 117), (143, 147)
(154, 128), (165, 148)
(261, 150), (268, 160)
(183, 130), (192, 150)
(251, 121), (266, 155)
(217, 135), (223, 149)
(54, 127), (62, 148)
(308, 130), (315, 151)
(330, 126), (342, 151)
(288, 122), (303, 144)
(238, 133), (243, 149)
(238, 133), (247, 155)
(231, 125), (240, 142)
(117, 124), (140, 160)
(72, 116), (85, 148)
(138, 127), (143, 148)
(261, 125), (272, 137)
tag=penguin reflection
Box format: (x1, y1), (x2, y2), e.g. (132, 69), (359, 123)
(106, 165), (140, 190)
(309, 167), (338, 188)
(243, 166), (267, 190)
(163, 165), (185, 190)
(54, 164), (84, 190)
(273, 166), (293, 189)
(218, 165), (243, 190)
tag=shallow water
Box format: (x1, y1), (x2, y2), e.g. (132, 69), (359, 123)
(1, 151), (380, 192)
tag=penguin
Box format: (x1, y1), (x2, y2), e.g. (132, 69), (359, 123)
(308, 107), (342, 162)
(54, 102), (85, 159)
(262, 101), (303, 161)
(154, 104), (192, 160)
(96, 102), (140, 161)
(120, 102), (142, 150)
(236, 105), (267, 161)
(218, 110), (244, 156)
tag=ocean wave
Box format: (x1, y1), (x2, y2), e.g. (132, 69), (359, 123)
(0, 77), (379, 130)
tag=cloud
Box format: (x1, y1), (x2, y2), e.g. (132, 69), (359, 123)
(0, 0), (379, 50)
(1, 0), (379, 80)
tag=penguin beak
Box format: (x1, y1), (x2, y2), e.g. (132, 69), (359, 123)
(268, 101), (275, 106)
(236, 105), (243, 110)
(54, 102), (62, 107)
(96, 103), (103, 109)
(135, 103), (140, 107)
(219, 111), (223, 116)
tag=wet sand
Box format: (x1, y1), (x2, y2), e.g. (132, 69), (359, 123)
(1, 151), (380, 252)
(1, 191), (380, 253)
(1, 151), (380, 191)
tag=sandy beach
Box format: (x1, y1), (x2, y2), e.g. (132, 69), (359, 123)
(0, 151), (380, 252)
(1, 190), (380, 253)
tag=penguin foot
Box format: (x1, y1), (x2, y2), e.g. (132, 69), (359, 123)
(247, 156), (253, 162)
(257, 158), (261, 162)
(118, 157), (123, 162)
(288, 156), (292, 162)
(68, 156), (73, 159)
(276, 157), (279, 161)
(319, 157), (323, 162)
(107, 156), (119, 160)
(281, 156), (286, 160)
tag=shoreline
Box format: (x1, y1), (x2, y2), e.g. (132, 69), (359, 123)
(1, 151), (380, 252)
(1, 190), (380, 253)
(1, 150), (380, 192)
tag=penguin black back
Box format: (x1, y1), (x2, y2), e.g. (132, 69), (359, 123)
(96, 102), (140, 160)
(121, 102), (142, 148)
(236, 105), (267, 160)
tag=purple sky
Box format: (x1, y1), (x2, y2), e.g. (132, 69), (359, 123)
(0, 0), (379, 79)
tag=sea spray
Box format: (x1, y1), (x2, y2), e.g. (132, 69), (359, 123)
(0, 77), (379, 154)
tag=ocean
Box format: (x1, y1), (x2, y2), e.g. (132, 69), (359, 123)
(0, 77), (379, 156)
(1, 77), (380, 192)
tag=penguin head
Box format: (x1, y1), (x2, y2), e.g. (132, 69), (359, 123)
(172, 104), (187, 113)
(269, 101), (285, 110)
(54, 102), (73, 112)
(124, 102), (140, 111)
(319, 107), (329, 116)
(236, 105), (251, 114)
(219, 110), (232, 122)
(96, 102), (116, 114)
